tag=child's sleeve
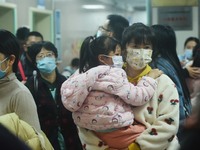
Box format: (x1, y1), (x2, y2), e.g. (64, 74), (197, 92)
(61, 72), (91, 112)
(93, 68), (158, 106)
(61, 66), (111, 112)
(116, 76), (157, 106)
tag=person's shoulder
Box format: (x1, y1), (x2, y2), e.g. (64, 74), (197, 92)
(17, 81), (33, 93)
(155, 74), (179, 98)
(156, 74), (176, 86)
(9, 79), (34, 100)
(88, 65), (110, 73)
(157, 73), (172, 80)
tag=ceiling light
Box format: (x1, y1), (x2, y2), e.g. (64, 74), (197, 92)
(82, 5), (105, 9)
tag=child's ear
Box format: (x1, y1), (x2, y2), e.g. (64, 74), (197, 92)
(98, 55), (106, 65)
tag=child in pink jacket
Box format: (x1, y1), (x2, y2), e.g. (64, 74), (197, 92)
(61, 36), (162, 149)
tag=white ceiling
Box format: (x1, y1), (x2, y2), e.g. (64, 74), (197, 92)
(97, 0), (147, 12)
(53, 0), (147, 12)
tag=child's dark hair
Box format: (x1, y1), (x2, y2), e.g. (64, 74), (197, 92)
(121, 22), (155, 50)
(192, 43), (200, 67)
(121, 23), (155, 60)
(79, 36), (120, 73)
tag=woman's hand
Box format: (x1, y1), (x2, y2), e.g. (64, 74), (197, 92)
(147, 69), (163, 79)
(186, 65), (200, 79)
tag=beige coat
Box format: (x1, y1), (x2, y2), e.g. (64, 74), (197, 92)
(0, 113), (54, 150)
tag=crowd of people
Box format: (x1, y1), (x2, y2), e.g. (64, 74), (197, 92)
(0, 13), (200, 150)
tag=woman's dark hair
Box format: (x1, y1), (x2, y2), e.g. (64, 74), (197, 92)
(192, 43), (200, 67)
(150, 24), (190, 101)
(27, 41), (58, 64)
(184, 37), (200, 48)
(121, 22), (155, 59)
(0, 29), (20, 73)
(79, 35), (120, 73)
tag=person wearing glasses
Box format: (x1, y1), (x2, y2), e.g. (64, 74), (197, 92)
(25, 41), (83, 150)
(96, 14), (129, 42)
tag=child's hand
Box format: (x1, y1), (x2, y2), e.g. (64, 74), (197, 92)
(147, 69), (163, 79)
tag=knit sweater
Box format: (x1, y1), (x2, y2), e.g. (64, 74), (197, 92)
(0, 73), (41, 131)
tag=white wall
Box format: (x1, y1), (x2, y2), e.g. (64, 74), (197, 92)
(1, 1), (199, 71)
(0, 0), (148, 72)
(6, 0), (53, 28)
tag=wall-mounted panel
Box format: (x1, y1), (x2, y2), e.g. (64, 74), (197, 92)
(157, 7), (192, 30)
(29, 7), (53, 42)
(0, 2), (17, 33)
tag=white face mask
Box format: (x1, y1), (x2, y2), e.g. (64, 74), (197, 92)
(126, 48), (152, 70)
(101, 55), (124, 68)
(112, 56), (124, 68)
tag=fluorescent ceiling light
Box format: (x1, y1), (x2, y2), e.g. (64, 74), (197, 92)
(82, 5), (105, 9)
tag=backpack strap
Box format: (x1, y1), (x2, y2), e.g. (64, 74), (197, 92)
(33, 70), (38, 94)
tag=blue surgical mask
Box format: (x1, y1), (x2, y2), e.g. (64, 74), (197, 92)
(184, 49), (193, 60)
(37, 57), (56, 74)
(112, 56), (124, 68)
(0, 57), (9, 79)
